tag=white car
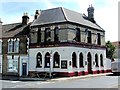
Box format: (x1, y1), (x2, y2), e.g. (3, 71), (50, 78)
(111, 60), (120, 74)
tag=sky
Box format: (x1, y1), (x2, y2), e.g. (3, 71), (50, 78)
(0, 0), (119, 42)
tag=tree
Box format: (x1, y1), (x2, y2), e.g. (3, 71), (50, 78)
(106, 41), (116, 59)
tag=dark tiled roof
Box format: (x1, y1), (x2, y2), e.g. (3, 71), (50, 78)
(31, 7), (104, 31)
(2, 23), (30, 38)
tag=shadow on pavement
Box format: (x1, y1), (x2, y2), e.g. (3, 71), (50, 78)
(106, 73), (120, 76)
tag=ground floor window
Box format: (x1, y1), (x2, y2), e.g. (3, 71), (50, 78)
(36, 52), (42, 68)
(72, 52), (77, 68)
(79, 53), (84, 67)
(45, 52), (50, 68)
(8, 59), (18, 72)
(100, 54), (104, 66)
(95, 54), (99, 67)
(53, 52), (60, 68)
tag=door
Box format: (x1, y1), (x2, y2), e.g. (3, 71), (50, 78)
(22, 63), (27, 76)
(87, 52), (92, 74)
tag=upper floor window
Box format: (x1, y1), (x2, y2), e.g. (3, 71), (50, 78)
(87, 31), (92, 43)
(8, 38), (20, 53)
(54, 27), (59, 43)
(8, 39), (14, 53)
(14, 39), (20, 53)
(76, 28), (81, 42)
(97, 33), (101, 45)
(37, 28), (41, 43)
(45, 28), (51, 43)
(0, 40), (2, 54)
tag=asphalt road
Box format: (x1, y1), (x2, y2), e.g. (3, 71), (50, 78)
(1, 74), (119, 89)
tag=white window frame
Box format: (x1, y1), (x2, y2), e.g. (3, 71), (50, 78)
(14, 38), (20, 53)
(8, 39), (14, 53)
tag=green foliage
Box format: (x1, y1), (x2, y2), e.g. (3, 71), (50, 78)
(106, 41), (116, 59)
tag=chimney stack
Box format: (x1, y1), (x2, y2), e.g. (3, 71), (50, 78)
(34, 10), (40, 19)
(22, 12), (29, 25)
(87, 4), (95, 22)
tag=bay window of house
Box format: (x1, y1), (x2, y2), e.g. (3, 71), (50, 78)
(76, 28), (81, 42)
(36, 52), (42, 68)
(8, 39), (14, 53)
(54, 27), (59, 43)
(14, 39), (20, 53)
(87, 31), (92, 44)
(53, 52), (60, 68)
(97, 33), (101, 45)
(37, 28), (41, 43)
(7, 56), (18, 72)
(44, 28), (51, 43)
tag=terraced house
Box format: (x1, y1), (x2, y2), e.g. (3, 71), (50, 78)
(2, 13), (30, 76)
(28, 6), (111, 77)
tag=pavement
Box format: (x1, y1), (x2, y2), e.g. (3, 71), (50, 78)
(1, 73), (112, 82)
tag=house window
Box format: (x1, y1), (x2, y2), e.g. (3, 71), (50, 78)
(79, 53), (84, 67)
(100, 54), (103, 66)
(54, 27), (59, 43)
(14, 39), (19, 53)
(8, 39), (14, 53)
(8, 56), (18, 72)
(95, 54), (99, 67)
(0, 41), (2, 54)
(53, 52), (60, 68)
(76, 28), (81, 42)
(72, 52), (77, 68)
(97, 33), (101, 45)
(87, 31), (92, 43)
(45, 28), (51, 43)
(36, 52), (42, 68)
(37, 28), (41, 43)
(45, 52), (50, 68)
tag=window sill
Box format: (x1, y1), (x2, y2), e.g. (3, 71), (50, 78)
(80, 66), (84, 68)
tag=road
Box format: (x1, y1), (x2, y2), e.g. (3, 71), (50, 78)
(1, 74), (119, 88)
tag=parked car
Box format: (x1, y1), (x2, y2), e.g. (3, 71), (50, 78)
(111, 60), (120, 74)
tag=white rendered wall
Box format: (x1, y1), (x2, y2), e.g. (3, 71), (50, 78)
(29, 46), (106, 73)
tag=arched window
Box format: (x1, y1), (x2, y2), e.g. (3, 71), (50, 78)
(54, 27), (59, 43)
(53, 52), (60, 68)
(95, 54), (99, 67)
(100, 54), (103, 66)
(37, 28), (41, 43)
(72, 52), (77, 68)
(36, 52), (42, 68)
(45, 52), (50, 68)
(76, 28), (81, 42)
(79, 53), (83, 67)
(97, 33), (101, 45)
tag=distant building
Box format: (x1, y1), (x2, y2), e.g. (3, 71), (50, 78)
(112, 41), (120, 59)
(1, 13), (30, 76)
(28, 6), (110, 77)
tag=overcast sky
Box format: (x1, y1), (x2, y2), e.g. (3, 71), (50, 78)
(0, 0), (119, 42)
